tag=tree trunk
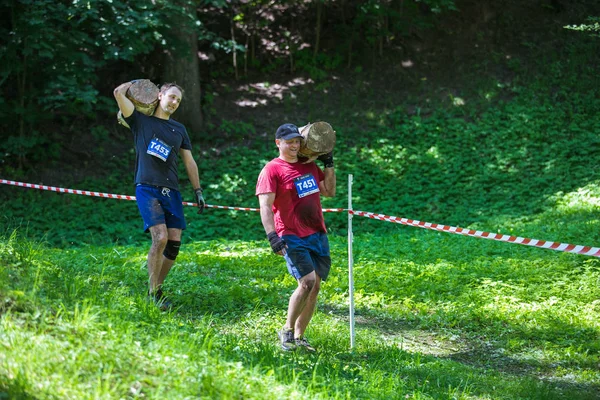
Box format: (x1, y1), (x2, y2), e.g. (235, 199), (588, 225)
(163, 4), (202, 135)
(313, 1), (323, 60)
(17, 51), (26, 170)
(12, 7), (27, 170)
(231, 17), (239, 80)
(244, 34), (249, 76)
(341, 0), (354, 68)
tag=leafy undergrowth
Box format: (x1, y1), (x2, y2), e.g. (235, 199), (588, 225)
(2, 32), (600, 249)
(1, 228), (598, 399)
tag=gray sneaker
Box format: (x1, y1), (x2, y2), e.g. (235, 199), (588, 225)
(278, 328), (296, 351)
(295, 337), (316, 352)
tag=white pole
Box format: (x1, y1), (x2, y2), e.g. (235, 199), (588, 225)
(348, 174), (355, 349)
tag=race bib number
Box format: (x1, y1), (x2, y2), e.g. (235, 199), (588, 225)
(294, 174), (320, 198)
(146, 137), (172, 162)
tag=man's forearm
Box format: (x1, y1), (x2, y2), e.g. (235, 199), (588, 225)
(113, 82), (132, 99)
(260, 208), (276, 235)
(322, 168), (336, 197)
(185, 161), (201, 190)
(113, 82), (135, 118)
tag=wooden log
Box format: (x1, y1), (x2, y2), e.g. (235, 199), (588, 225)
(116, 79), (159, 129)
(298, 121), (336, 158)
(127, 79), (159, 115)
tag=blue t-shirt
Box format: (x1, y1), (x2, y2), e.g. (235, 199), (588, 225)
(125, 110), (192, 191)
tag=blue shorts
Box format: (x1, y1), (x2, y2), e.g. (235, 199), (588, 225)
(282, 232), (331, 281)
(135, 185), (186, 232)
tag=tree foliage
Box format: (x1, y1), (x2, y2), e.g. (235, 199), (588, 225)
(10, 0), (600, 174)
(0, 0), (202, 168)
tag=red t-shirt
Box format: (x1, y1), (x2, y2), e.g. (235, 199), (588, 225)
(256, 158), (326, 237)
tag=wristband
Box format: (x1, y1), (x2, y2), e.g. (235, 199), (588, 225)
(267, 231), (286, 253)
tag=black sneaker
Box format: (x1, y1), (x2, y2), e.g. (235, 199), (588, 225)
(148, 288), (173, 311)
(277, 328), (297, 351)
(155, 296), (173, 311)
(295, 337), (316, 352)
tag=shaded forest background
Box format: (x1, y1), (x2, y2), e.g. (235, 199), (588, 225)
(1, 0), (596, 174)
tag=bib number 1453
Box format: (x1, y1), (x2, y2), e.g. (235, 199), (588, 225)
(147, 137), (172, 162)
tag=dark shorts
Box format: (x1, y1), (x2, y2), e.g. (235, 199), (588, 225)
(282, 232), (331, 281)
(135, 185), (186, 232)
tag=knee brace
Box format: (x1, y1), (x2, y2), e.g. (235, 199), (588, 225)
(163, 240), (181, 260)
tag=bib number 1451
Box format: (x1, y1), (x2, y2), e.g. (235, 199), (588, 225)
(294, 174), (319, 198)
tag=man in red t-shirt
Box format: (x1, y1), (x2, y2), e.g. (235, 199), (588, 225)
(256, 123), (336, 352)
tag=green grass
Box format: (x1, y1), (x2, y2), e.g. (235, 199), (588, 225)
(1, 226), (598, 399)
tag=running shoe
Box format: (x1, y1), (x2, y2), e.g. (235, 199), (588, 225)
(278, 328), (297, 351)
(148, 288), (173, 311)
(295, 337), (316, 352)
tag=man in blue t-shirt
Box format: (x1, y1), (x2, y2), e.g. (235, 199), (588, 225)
(114, 81), (206, 310)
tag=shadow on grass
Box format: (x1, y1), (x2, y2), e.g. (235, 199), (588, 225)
(318, 301), (600, 399)
(0, 380), (41, 400)
(206, 316), (600, 400)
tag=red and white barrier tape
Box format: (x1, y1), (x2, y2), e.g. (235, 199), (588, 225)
(350, 210), (600, 258)
(0, 179), (260, 211)
(2, 179), (598, 257)
(0, 179), (346, 213)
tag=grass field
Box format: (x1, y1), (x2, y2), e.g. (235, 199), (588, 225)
(1, 213), (599, 399)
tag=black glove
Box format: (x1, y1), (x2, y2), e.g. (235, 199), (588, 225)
(195, 187), (206, 214)
(317, 151), (334, 168)
(267, 231), (286, 253)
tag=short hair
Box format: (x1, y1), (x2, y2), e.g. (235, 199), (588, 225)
(160, 83), (184, 97)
